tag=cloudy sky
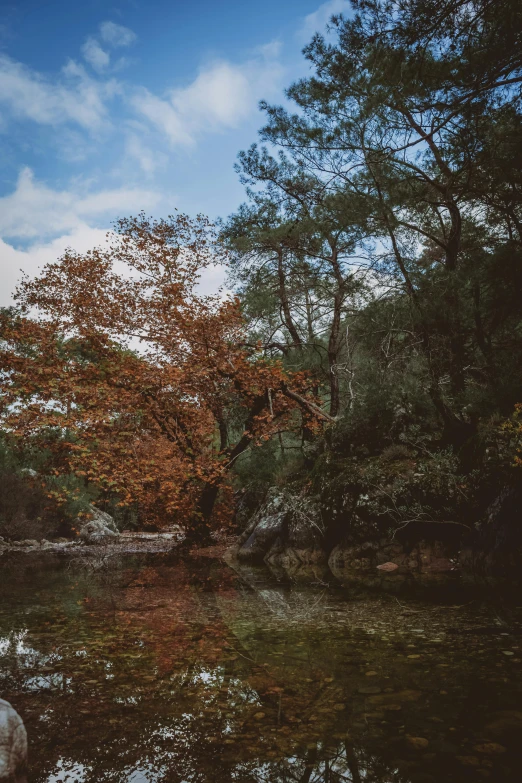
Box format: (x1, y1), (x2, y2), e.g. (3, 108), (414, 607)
(0, 0), (351, 305)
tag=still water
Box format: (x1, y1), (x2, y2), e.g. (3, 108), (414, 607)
(1, 551), (522, 782)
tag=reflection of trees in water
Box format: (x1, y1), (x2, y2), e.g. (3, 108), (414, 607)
(245, 586), (330, 624)
(1, 555), (522, 782)
(0, 556), (414, 783)
(236, 742), (406, 783)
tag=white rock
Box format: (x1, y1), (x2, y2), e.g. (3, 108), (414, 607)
(79, 505), (119, 544)
(0, 699), (27, 781)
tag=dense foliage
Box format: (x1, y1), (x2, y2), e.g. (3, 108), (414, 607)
(222, 0), (522, 541)
(1, 0), (521, 544)
(0, 215), (322, 541)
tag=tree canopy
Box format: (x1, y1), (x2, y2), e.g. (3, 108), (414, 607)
(2, 0), (522, 541)
(0, 214), (323, 538)
(223, 0), (522, 445)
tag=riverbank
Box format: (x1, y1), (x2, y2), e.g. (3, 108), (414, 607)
(0, 530), (182, 557)
(229, 482), (522, 589)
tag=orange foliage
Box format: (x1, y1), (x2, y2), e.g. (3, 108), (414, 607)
(0, 213), (324, 531)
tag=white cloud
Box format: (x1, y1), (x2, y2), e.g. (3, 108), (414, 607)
(0, 227), (228, 307)
(299, 0), (351, 41)
(197, 264), (228, 297)
(81, 22), (136, 74)
(100, 22), (137, 48)
(174, 62), (255, 127)
(0, 226), (109, 307)
(0, 167), (163, 240)
(131, 44), (284, 146)
(81, 37), (110, 73)
(0, 173), (224, 306)
(131, 89), (194, 146)
(0, 54), (116, 130)
(0, 167), (170, 305)
(125, 132), (167, 175)
(0, 29), (277, 150)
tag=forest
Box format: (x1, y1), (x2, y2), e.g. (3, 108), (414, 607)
(1, 0), (522, 576)
(2, 3), (522, 783)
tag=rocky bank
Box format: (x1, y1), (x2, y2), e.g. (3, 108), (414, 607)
(230, 485), (522, 586)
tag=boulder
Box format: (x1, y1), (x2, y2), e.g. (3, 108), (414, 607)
(237, 490), (289, 562)
(469, 486), (522, 580)
(79, 505), (119, 544)
(19, 468), (37, 479)
(0, 699), (27, 782)
(265, 507), (326, 570)
(236, 490), (325, 566)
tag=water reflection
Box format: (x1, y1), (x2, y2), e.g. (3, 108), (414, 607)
(0, 552), (521, 782)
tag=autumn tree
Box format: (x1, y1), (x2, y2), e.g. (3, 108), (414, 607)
(0, 214), (328, 543)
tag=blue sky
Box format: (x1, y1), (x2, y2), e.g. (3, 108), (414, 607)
(0, 0), (351, 303)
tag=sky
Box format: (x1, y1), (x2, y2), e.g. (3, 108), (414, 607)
(0, 0), (352, 305)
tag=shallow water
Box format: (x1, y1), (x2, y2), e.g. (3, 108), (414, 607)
(1, 552), (522, 782)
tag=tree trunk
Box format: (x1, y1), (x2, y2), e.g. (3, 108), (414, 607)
(184, 392), (269, 545)
(277, 248), (302, 350)
(327, 285), (342, 418)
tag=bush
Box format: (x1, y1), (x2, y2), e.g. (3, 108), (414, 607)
(0, 472), (55, 541)
(0, 437), (98, 541)
(379, 444), (415, 463)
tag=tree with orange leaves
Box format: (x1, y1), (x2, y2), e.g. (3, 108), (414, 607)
(0, 213), (331, 543)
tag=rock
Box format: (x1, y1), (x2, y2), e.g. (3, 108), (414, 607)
(368, 690), (422, 706)
(406, 735), (429, 749)
(472, 486), (522, 579)
(276, 494), (325, 565)
(377, 561), (399, 572)
(237, 489), (324, 565)
(329, 538), (458, 582)
(473, 742), (506, 754)
(19, 468), (37, 478)
(19, 540), (39, 548)
(236, 490), (288, 562)
(416, 540), (456, 574)
(457, 756), (481, 767)
(0, 699), (27, 781)
(79, 505), (119, 544)
(482, 710), (522, 741)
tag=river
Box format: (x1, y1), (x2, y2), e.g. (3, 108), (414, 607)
(1, 551), (521, 782)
